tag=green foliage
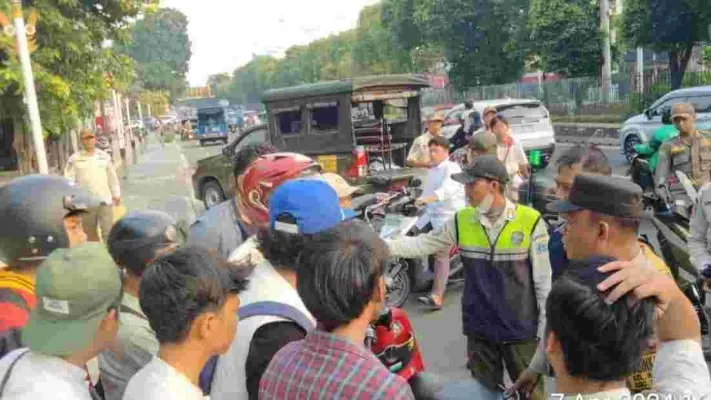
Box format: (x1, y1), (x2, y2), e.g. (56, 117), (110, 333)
(0, 0), (153, 137)
(216, 3), (418, 105)
(121, 8), (192, 100)
(622, 0), (711, 89)
(527, 0), (601, 77)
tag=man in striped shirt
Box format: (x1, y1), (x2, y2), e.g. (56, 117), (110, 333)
(259, 221), (414, 400)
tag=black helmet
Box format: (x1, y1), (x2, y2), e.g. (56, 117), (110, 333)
(0, 175), (96, 264)
(107, 210), (183, 276)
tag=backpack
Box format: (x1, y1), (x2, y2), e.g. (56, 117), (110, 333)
(198, 301), (315, 395)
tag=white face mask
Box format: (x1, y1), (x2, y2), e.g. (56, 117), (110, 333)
(477, 192), (494, 214)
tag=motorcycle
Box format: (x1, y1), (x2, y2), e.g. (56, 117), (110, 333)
(642, 171), (711, 352)
(366, 307), (443, 399)
(352, 183), (464, 308)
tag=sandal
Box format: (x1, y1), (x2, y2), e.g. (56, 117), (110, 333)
(417, 295), (442, 310)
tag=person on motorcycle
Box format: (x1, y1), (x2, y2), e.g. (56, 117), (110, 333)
(388, 155), (551, 400)
(259, 220), (415, 400)
(633, 108), (678, 174)
(655, 102), (711, 202)
(414, 136), (466, 309)
(209, 179), (355, 400)
(0, 175), (95, 357)
(188, 147), (318, 259)
(512, 174), (672, 396)
(100, 210), (183, 400)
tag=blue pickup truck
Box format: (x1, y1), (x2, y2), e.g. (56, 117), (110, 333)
(197, 106), (229, 146)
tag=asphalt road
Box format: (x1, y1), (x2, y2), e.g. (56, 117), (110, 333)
(124, 137), (709, 388)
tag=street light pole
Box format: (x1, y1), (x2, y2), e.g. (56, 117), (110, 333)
(11, 0), (48, 174)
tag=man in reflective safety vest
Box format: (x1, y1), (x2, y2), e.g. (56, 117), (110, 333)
(388, 155), (551, 400)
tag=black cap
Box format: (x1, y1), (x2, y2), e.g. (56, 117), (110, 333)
(547, 174), (643, 218)
(452, 155), (509, 184)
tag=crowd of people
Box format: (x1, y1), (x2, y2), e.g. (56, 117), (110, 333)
(0, 101), (709, 400)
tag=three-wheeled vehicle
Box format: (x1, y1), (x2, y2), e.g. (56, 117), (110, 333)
(196, 106), (229, 146)
(192, 74), (430, 208)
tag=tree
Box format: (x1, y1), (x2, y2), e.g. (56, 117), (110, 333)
(0, 1), (150, 138)
(622, 0), (711, 89)
(121, 8), (192, 100)
(384, 0), (530, 88)
(527, 0), (601, 77)
(352, 3), (412, 75)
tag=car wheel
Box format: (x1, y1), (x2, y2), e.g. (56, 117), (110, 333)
(201, 180), (226, 209)
(624, 134), (641, 163)
(385, 259), (411, 308)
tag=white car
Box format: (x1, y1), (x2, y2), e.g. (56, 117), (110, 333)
(442, 99), (556, 168)
(619, 86), (711, 162)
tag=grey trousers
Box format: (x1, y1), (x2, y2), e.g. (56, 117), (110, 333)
(83, 204), (114, 242)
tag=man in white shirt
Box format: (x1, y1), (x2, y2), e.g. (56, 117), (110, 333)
(491, 116), (529, 201)
(0, 243), (123, 399)
(64, 129), (121, 241)
(123, 246), (248, 400)
(415, 135), (466, 309)
(408, 112), (445, 185)
(541, 257), (711, 399)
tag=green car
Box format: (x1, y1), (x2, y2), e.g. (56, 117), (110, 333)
(192, 74), (431, 208)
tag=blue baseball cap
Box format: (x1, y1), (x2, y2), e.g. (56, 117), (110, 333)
(269, 179), (355, 235)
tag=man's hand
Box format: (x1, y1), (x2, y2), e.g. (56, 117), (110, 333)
(655, 185), (670, 203)
(507, 369), (540, 398)
(415, 196), (437, 207)
(597, 260), (676, 318)
(113, 197), (121, 206)
(597, 260), (700, 343)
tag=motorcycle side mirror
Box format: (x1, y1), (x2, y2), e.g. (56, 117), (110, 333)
(410, 179), (422, 188)
(644, 108), (652, 120)
(222, 146), (234, 157)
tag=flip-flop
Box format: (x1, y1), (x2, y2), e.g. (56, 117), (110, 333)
(417, 295), (442, 310)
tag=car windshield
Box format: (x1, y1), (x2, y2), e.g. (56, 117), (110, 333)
(497, 103), (547, 124)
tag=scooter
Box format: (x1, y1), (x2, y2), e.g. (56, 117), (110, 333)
(366, 307), (442, 399)
(353, 183), (464, 308)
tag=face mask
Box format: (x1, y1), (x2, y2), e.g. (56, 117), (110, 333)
(477, 192), (494, 214)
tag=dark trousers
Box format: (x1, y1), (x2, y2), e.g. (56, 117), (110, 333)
(466, 335), (543, 400)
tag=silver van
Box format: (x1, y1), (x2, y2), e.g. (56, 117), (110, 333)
(620, 86), (711, 161)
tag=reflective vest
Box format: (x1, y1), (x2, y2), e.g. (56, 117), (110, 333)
(456, 205), (541, 342)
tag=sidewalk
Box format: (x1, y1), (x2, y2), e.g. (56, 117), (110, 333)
(121, 134), (205, 226)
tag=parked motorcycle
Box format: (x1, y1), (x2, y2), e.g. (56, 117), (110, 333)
(352, 183), (464, 308)
(642, 172), (710, 350)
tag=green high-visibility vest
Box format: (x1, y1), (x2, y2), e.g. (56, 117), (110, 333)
(455, 204), (541, 342)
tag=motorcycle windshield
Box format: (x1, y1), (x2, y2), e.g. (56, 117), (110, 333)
(380, 214), (419, 239)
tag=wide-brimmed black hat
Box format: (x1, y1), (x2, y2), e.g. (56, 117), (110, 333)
(547, 174), (643, 218)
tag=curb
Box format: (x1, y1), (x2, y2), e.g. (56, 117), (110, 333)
(555, 135), (619, 147)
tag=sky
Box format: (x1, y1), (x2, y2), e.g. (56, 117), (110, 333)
(162, 0), (380, 86)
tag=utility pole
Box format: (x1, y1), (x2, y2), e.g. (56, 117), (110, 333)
(600, 0), (612, 104)
(11, 0), (48, 174)
(637, 47), (644, 94)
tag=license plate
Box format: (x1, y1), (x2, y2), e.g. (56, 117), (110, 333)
(317, 155), (338, 173)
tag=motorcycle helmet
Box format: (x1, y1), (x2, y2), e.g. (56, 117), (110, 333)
(236, 152), (321, 225)
(0, 175), (96, 265)
(107, 210), (184, 276)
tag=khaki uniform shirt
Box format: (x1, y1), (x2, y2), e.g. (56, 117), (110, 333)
(655, 130), (711, 189)
(407, 132), (434, 185)
(64, 149), (120, 204)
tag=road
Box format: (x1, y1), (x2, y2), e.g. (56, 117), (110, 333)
(121, 137), (708, 387)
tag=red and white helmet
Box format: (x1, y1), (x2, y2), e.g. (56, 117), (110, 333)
(237, 152), (322, 225)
